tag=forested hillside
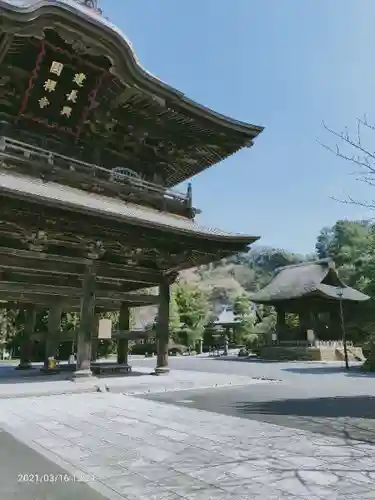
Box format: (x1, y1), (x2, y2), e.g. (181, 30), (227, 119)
(183, 219), (374, 311)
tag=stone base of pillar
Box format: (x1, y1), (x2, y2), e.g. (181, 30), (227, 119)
(71, 369), (93, 379)
(40, 367), (60, 375)
(15, 362), (33, 370)
(154, 366), (170, 375)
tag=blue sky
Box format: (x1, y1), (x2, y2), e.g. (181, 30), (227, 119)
(101, 0), (375, 254)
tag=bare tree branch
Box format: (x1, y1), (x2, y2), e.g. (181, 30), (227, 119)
(330, 194), (375, 209)
(320, 122), (375, 174)
(320, 118), (375, 209)
(317, 139), (375, 173)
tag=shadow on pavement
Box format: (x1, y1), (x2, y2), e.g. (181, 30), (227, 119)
(212, 356), (375, 378)
(232, 395), (375, 443)
(283, 365), (375, 378)
(234, 395), (375, 419)
(212, 356), (282, 364)
(0, 365), (149, 384)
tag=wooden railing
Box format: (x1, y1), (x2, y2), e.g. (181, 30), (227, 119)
(0, 136), (196, 218)
(269, 339), (354, 348)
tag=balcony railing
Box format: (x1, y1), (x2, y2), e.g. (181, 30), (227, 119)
(0, 136), (197, 218)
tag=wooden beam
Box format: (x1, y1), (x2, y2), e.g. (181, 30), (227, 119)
(0, 282), (159, 304)
(31, 329), (155, 342)
(0, 292), (158, 308)
(2, 270), (146, 291)
(0, 252), (82, 275)
(0, 246), (90, 265)
(0, 247), (163, 284)
(0, 34), (13, 66)
(0, 268), (160, 297)
(2, 300), (121, 312)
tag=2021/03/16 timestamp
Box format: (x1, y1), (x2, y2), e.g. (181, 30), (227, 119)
(17, 472), (96, 483)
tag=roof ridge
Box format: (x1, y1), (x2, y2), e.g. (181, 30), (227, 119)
(274, 258), (334, 275)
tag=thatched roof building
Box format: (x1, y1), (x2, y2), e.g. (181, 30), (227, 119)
(249, 259), (369, 306)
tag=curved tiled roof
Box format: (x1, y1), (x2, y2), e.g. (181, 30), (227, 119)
(0, 0), (263, 137)
(249, 259), (370, 304)
(213, 307), (241, 326)
(0, 171), (259, 245)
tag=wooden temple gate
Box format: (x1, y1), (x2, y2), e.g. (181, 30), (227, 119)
(0, 0), (263, 376)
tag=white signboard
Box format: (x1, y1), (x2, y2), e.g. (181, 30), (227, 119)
(307, 329), (315, 343)
(98, 318), (112, 339)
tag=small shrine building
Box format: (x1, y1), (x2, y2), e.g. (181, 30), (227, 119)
(249, 259), (370, 342)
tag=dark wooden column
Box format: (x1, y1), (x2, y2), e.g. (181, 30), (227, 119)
(329, 306), (342, 340)
(275, 306), (286, 341)
(44, 302), (62, 369)
(298, 309), (310, 341)
(91, 314), (100, 362)
(117, 303), (130, 365)
(74, 262), (96, 377)
(155, 279), (171, 374)
(223, 326), (230, 355)
(17, 304), (36, 370)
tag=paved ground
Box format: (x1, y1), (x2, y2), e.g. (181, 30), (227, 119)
(0, 363), (272, 399)
(132, 355), (372, 390)
(140, 381), (375, 444)
(0, 428), (109, 500)
(0, 391), (374, 499)
(0, 357), (375, 499)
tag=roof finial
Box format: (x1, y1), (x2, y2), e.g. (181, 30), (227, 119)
(75, 1), (102, 14)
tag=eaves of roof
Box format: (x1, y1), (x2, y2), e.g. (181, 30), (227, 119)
(0, 171), (259, 246)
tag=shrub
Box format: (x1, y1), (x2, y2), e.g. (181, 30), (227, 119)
(169, 344), (187, 355)
(131, 343), (157, 355)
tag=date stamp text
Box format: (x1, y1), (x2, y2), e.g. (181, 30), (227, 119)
(17, 472), (96, 483)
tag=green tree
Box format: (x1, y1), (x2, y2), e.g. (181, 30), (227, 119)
(152, 291), (180, 342)
(254, 307), (276, 337)
(169, 291), (181, 342)
(232, 294), (251, 317)
(232, 294), (255, 343)
(174, 282), (208, 346)
(0, 307), (19, 355)
(316, 226), (335, 259)
(316, 220), (370, 268)
(321, 118), (375, 283)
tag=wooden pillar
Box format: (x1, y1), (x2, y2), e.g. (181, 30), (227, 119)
(196, 338), (203, 355)
(91, 314), (100, 362)
(329, 307), (342, 340)
(155, 280), (170, 374)
(117, 303), (130, 365)
(91, 338), (99, 361)
(223, 326), (229, 355)
(17, 305), (36, 370)
(298, 310), (310, 340)
(275, 306), (286, 341)
(44, 303), (62, 369)
(74, 263), (96, 377)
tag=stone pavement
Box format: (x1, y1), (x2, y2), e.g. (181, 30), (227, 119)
(0, 391), (374, 499)
(0, 365), (274, 399)
(0, 428), (109, 500)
